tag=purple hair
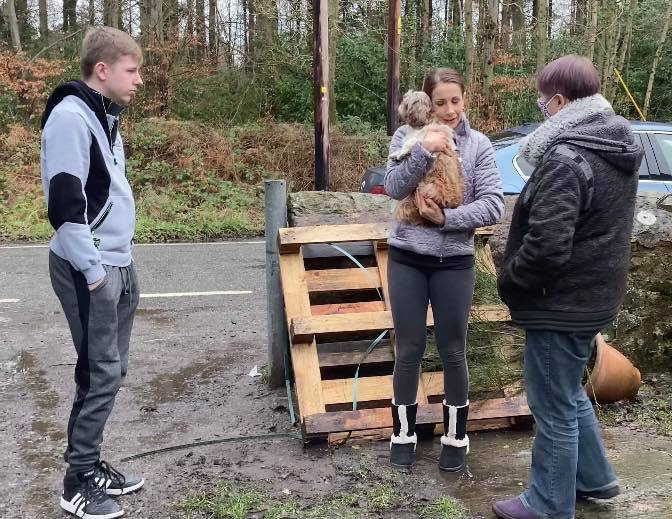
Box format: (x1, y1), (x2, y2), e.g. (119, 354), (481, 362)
(538, 55), (601, 101)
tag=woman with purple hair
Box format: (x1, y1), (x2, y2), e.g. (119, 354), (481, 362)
(494, 55), (643, 519)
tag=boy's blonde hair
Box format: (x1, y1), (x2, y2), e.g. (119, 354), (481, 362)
(80, 26), (143, 78)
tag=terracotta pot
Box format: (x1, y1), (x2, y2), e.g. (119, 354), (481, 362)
(584, 333), (641, 403)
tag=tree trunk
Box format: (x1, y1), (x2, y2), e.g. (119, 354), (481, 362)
(452, 0), (462, 26)
(586, 0), (598, 61)
(149, 0), (163, 42)
(209, 0), (218, 62)
(464, 0), (474, 84)
(601, 1), (621, 90)
(511, 0), (525, 54)
(481, 0), (497, 97)
(39, 0), (48, 39)
(535, 0), (548, 74)
(187, 0), (194, 36)
(4, 0), (21, 50)
(196, 0), (207, 59)
(618, 0), (637, 72)
(643, 0), (672, 118)
(501, 0), (511, 50)
(246, 0), (255, 67)
(163, 0), (179, 39)
(64, 0), (78, 31)
(88, 0), (95, 25)
(548, 0), (552, 39)
(416, 0), (430, 62)
(104, 0), (119, 28)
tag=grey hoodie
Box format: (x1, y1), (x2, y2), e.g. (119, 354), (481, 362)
(41, 80), (134, 284)
(384, 115), (504, 258)
(497, 95), (643, 331)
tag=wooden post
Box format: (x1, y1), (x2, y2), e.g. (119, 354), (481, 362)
(387, 0), (401, 136)
(265, 180), (289, 388)
(313, 0), (330, 190)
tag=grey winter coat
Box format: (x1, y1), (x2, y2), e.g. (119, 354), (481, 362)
(384, 115), (504, 258)
(497, 94), (643, 332)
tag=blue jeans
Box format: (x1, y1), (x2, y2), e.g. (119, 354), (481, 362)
(520, 331), (618, 519)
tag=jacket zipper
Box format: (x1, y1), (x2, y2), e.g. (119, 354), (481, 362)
(90, 201), (114, 232)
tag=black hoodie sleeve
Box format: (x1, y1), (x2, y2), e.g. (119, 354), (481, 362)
(501, 158), (587, 291)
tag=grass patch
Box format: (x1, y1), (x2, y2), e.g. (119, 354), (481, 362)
(178, 482), (263, 519)
(174, 478), (473, 519)
(418, 497), (466, 519)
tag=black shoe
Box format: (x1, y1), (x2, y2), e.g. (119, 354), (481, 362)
(577, 485), (620, 500)
(61, 468), (124, 519)
(440, 400), (469, 472)
(390, 402), (418, 468)
(95, 460), (144, 496)
(439, 444), (467, 472)
(390, 443), (416, 468)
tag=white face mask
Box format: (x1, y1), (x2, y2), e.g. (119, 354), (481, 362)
(537, 94), (559, 119)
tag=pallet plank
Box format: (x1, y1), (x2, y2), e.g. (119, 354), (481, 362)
(291, 305), (511, 343)
(306, 268), (382, 292)
(304, 395), (530, 436)
(278, 252), (325, 417)
(374, 244), (392, 310)
(318, 340), (394, 367)
(279, 223), (391, 253)
(327, 417), (523, 444)
(322, 372), (446, 405)
(311, 301), (386, 316)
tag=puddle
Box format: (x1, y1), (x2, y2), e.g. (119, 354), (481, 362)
(15, 351), (60, 411)
(139, 356), (232, 405)
(13, 351), (64, 476)
(407, 428), (672, 518)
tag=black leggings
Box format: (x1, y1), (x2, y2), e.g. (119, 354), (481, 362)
(388, 252), (474, 406)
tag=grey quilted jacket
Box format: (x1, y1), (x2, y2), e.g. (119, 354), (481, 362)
(384, 115), (504, 258)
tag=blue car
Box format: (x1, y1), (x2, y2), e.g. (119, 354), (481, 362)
(361, 121), (672, 195)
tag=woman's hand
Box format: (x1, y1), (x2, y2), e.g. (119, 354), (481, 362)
(421, 129), (452, 154)
(415, 192), (445, 225)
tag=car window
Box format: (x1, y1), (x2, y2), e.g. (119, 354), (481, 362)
(651, 133), (672, 175)
(513, 154), (535, 177)
(633, 133), (650, 178)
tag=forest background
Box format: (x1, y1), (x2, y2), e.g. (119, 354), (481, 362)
(1, 0), (671, 241)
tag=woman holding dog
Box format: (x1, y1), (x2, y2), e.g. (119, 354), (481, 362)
(384, 68), (504, 471)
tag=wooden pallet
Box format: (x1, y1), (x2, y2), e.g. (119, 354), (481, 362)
(277, 222), (530, 440)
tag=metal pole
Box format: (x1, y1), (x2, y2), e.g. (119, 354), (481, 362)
(313, 0), (330, 190)
(264, 180), (289, 388)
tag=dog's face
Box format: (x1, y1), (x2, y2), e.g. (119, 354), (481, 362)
(398, 90), (432, 128)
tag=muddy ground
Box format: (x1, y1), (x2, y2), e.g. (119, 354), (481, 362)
(1, 241), (672, 519)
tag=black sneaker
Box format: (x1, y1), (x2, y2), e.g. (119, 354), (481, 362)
(95, 460), (144, 496)
(60, 469), (124, 519)
(577, 485), (620, 500)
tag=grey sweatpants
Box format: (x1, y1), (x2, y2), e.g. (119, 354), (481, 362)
(49, 251), (140, 476)
(388, 255), (474, 406)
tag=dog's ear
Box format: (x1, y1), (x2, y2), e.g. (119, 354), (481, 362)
(397, 90), (414, 123)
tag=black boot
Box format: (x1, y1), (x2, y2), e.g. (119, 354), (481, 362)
(390, 402), (418, 468)
(439, 400), (469, 472)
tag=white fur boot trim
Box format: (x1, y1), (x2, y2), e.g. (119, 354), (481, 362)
(440, 433), (470, 451)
